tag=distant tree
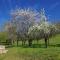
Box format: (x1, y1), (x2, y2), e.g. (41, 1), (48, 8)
(55, 22), (60, 34)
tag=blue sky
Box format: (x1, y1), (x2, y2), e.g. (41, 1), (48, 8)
(0, 0), (60, 30)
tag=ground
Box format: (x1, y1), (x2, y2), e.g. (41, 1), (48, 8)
(0, 34), (60, 60)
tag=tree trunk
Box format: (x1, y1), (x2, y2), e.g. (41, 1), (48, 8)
(24, 40), (26, 45)
(28, 39), (32, 47)
(45, 37), (48, 48)
(22, 40), (24, 46)
(48, 38), (49, 45)
(22, 40), (23, 46)
(17, 40), (18, 46)
(17, 37), (19, 46)
(37, 39), (39, 44)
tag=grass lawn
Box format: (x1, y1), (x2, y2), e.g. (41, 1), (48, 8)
(0, 34), (60, 60)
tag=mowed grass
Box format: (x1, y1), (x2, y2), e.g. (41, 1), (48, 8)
(0, 34), (60, 60)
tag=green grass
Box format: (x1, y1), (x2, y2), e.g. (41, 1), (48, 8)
(0, 34), (60, 60)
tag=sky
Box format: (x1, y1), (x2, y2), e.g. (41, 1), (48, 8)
(0, 0), (60, 30)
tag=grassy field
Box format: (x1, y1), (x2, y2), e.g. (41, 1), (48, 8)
(0, 34), (60, 60)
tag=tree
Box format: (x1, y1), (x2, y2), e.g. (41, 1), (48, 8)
(5, 21), (16, 45)
(10, 8), (38, 46)
(5, 8), (58, 47)
(28, 8), (57, 47)
(55, 22), (60, 34)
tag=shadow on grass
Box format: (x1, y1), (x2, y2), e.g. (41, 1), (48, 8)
(56, 44), (60, 47)
(48, 43), (60, 47)
(48, 44), (56, 47)
(16, 43), (60, 48)
(6, 43), (60, 48)
(17, 44), (46, 48)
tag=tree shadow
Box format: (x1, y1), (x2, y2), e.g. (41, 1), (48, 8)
(31, 44), (45, 48)
(6, 43), (60, 48)
(5, 45), (14, 48)
(56, 44), (60, 47)
(48, 44), (60, 47)
(18, 43), (60, 48)
(48, 44), (56, 47)
(17, 44), (46, 48)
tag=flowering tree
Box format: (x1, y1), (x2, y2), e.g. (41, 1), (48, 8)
(55, 22), (60, 34)
(28, 8), (57, 47)
(5, 21), (16, 45)
(10, 8), (38, 46)
(5, 8), (58, 47)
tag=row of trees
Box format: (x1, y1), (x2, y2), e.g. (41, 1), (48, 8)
(5, 8), (58, 47)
